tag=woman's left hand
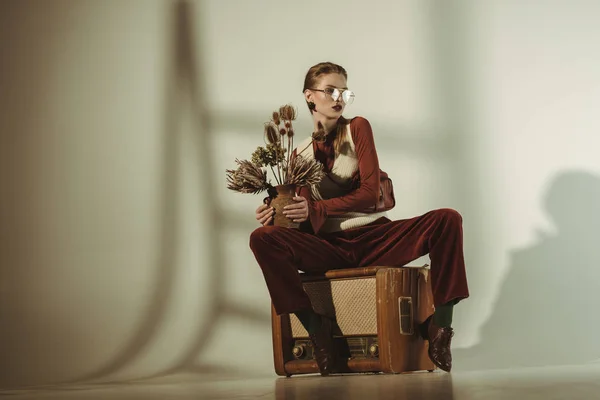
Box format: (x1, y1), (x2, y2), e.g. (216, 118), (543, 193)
(283, 196), (309, 223)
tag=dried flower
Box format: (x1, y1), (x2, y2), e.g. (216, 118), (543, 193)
(226, 159), (270, 194)
(264, 122), (279, 144)
(312, 122), (327, 142)
(279, 104), (297, 121)
(227, 102), (325, 193)
(268, 143), (286, 161)
(272, 111), (281, 126)
(251, 144), (286, 167)
(286, 153), (325, 186)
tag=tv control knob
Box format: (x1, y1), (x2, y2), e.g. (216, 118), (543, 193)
(292, 344), (305, 359)
(369, 343), (379, 357)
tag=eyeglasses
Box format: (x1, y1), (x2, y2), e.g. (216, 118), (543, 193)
(309, 87), (355, 104)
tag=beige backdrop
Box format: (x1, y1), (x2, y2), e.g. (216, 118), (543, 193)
(1, 0), (599, 389)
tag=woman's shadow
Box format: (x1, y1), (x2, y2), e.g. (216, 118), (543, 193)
(455, 169), (600, 370)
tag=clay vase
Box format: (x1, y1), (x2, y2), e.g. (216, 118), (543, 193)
(268, 184), (300, 229)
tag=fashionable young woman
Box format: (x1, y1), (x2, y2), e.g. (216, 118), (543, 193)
(250, 62), (469, 375)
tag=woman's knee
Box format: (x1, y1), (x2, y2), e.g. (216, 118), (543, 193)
(433, 208), (463, 225)
(249, 225), (285, 250)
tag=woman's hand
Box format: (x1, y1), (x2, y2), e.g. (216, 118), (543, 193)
(255, 203), (274, 226)
(283, 196), (309, 223)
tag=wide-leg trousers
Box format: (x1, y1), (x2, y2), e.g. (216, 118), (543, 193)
(249, 208), (469, 315)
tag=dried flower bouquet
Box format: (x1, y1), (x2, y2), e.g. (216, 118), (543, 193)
(226, 104), (326, 227)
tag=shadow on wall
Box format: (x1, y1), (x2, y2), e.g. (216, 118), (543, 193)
(74, 0), (226, 382)
(454, 170), (600, 370)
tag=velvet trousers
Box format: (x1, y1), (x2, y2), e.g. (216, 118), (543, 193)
(249, 208), (469, 315)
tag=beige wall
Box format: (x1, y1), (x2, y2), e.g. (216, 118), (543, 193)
(1, 0), (599, 388)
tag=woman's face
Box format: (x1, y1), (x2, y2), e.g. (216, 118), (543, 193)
(305, 73), (349, 119)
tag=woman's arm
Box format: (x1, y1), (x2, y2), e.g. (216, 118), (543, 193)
(295, 117), (381, 234)
(320, 117), (381, 215)
(296, 184), (327, 234)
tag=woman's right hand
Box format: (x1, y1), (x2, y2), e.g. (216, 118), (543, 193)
(255, 203), (275, 226)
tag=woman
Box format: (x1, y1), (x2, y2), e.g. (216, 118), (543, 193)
(250, 62), (469, 375)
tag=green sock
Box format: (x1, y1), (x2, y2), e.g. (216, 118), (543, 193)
(433, 302), (454, 328)
(294, 309), (322, 335)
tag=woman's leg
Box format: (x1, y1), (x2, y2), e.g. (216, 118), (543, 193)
(249, 225), (353, 315)
(348, 208), (469, 308)
(249, 225), (350, 376)
(342, 208), (468, 372)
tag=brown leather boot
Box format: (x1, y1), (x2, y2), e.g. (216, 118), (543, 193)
(420, 316), (454, 372)
(308, 316), (337, 376)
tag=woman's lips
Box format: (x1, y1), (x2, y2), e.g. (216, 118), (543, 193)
(332, 105), (342, 111)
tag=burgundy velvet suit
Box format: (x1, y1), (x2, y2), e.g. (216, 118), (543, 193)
(249, 117), (469, 315)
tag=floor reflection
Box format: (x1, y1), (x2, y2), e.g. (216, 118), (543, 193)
(275, 372), (454, 400)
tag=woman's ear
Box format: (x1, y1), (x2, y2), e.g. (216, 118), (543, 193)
(304, 89), (312, 103)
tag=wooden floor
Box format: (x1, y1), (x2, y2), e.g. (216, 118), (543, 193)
(2, 363), (600, 399)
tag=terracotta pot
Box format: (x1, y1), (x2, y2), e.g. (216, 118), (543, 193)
(268, 184), (300, 229)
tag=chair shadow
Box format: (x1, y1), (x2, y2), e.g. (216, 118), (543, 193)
(454, 169), (600, 370)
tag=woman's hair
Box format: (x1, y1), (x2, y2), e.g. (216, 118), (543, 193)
(303, 62), (349, 154)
